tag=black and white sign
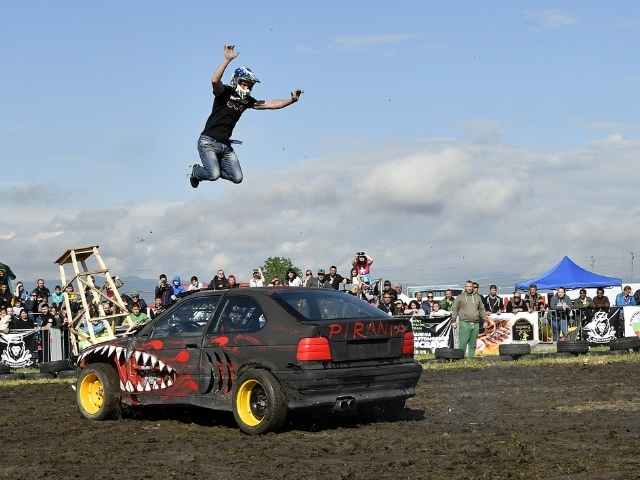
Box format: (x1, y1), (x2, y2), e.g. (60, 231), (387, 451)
(0, 330), (38, 368)
(411, 316), (452, 353)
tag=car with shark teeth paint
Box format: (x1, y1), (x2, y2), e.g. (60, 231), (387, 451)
(75, 287), (422, 434)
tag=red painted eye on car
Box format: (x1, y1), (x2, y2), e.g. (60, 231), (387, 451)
(296, 337), (332, 361)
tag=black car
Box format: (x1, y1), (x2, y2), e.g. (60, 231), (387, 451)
(76, 287), (422, 434)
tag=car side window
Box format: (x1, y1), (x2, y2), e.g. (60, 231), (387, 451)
(151, 296), (220, 338)
(209, 296), (266, 334)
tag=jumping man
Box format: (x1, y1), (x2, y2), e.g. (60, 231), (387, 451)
(189, 45), (304, 188)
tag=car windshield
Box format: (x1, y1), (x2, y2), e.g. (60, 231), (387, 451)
(269, 290), (385, 321)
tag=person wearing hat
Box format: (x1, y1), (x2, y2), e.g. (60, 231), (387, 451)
(126, 291), (148, 313)
(374, 280), (397, 302)
(305, 269), (330, 288)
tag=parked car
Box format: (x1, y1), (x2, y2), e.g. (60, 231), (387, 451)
(76, 287), (422, 434)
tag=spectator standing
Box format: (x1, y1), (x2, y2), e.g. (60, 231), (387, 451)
(126, 291), (148, 313)
(415, 292), (432, 315)
(188, 276), (203, 291)
(440, 289), (455, 312)
(505, 292), (526, 313)
(40, 304), (56, 329)
(249, 268), (265, 287)
(451, 281), (488, 358)
(0, 307), (12, 333)
(352, 252), (374, 284)
(172, 276), (186, 296)
(155, 274), (174, 308)
(0, 283), (13, 309)
(395, 284), (411, 305)
(150, 297), (166, 320)
(524, 284), (545, 313)
(284, 269), (303, 287)
(377, 292), (394, 316)
(51, 285), (64, 310)
(550, 287), (572, 342)
(208, 270), (228, 290)
(14, 282), (28, 302)
(122, 304), (149, 328)
(348, 268), (360, 287)
(484, 285), (503, 314)
(327, 266), (347, 290)
(302, 269), (313, 287)
(592, 288), (610, 311)
(406, 299), (425, 316)
(227, 275), (240, 288)
(615, 285), (636, 307)
(23, 291), (39, 323)
(574, 289), (593, 309)
(10, 308), (35, 331)
(33, 279), (50, 300)
(306, 269), (330, 288)
(374, 280), (397, 302)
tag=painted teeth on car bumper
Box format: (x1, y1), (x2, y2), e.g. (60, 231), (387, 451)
(78, 344), (177, 393)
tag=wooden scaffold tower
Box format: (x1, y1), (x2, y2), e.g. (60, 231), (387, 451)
(54, 246), (129, 355)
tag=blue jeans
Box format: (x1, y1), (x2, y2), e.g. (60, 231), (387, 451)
(551, 315), (568, 342)
(195, 135), (243, 183)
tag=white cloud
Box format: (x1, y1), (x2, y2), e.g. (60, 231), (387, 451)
(3, 133), (640, 289)
(524, 9), (577, 30)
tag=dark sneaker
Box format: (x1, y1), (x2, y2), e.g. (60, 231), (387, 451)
(189, 164), (200, 188)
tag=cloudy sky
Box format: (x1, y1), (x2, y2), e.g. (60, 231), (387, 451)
(2, 1), (640, 290)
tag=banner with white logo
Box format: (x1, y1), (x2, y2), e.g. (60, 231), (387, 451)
(410, 316), (452, 353)
(582, 308), (620, 344)
(0, 330), (38, 368)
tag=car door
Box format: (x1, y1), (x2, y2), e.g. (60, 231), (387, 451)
(199, 295), (267, 398)
(127, 295), (220, 402)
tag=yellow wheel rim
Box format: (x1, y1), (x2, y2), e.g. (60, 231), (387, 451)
(236, 379), (267, 427)
(79, 372), (104, 415)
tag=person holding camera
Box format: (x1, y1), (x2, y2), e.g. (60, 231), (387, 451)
(352, 252), (374, 285)
(155, 274), (173, 308)
(249, 268), (265, 287)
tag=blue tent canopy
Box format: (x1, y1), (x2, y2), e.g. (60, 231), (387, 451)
(515, 256), (622, 291)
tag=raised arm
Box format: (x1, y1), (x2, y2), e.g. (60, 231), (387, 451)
(212, 45), (240, 95)
(253, 89), (304, 110)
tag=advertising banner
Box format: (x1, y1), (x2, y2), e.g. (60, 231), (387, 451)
(0, 330), (38, 368)
(476, 312), (538, 356)
(622, 306), (640, 338)
(410, 316), (452, 354)
(582, 308), (620, 344)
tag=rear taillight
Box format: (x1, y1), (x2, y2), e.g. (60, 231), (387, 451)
(297, 337), (332, 361)
(402, 332), (414, 355)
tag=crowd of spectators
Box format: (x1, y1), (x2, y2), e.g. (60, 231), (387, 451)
(3, 252), (640, 341)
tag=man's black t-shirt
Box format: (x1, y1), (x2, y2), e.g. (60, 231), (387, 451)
(10, 317), (35, 330)
(201, 85), (256, 141)
(40, 313), (56, 328)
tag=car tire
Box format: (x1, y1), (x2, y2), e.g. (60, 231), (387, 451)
(76, 363), (122, 421)
(233, 369), (288, 435)
(0, 373), (24, 381)
(25, 372), (54, 380)
(57, 369), (78, 379)
(498, 343), (531, 357)
(556, 341), (589, 354)
(609, 337), (640, 351)
(40, 359), (73, 373)
(0, 363), (10, 374)
(434, 348), (465, 360)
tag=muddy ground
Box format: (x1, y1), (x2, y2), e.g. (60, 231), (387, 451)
(1, 358), (640, 480)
